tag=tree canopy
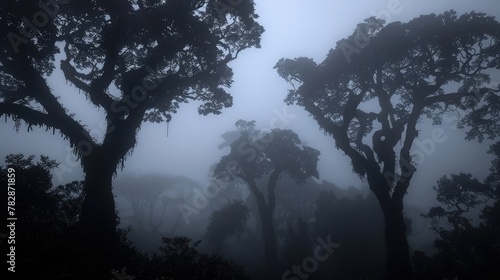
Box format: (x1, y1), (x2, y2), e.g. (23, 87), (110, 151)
(1, 0), (264, 165)
(0, 0), (264, 245)
(274, 10), (500, 280)
(215, 120), (320, 185)
(275, 11), (500, 187)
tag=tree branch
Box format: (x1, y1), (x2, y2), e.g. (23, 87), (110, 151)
(0, 102), (89, 147)
(267, 169), (282, 213)
(4, 57), (94, 149)
(423, 91), (477, 107)
(392, 105), (422, 202)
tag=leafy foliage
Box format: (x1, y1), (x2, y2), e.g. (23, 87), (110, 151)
(0, 154), (84, 234)
(142, 236), (250, 280)
(1, 0), (264, 241)
(422, 173), (488, 234)
(415, 142), (500, 280)
(0, 154), (139, 279)
(1, 0), (264, 121)
(274, 10), (500, 187)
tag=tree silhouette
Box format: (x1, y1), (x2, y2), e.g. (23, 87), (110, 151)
(415, 143), (500, 279)
(214, 120), (320, 276)
(274, 10), (500, 279)
(0, 0), (264, 245)
(422, 173), (488, 235)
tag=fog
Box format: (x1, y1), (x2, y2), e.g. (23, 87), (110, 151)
(1, 0), (500, 279)
(3, 0), (497, 189)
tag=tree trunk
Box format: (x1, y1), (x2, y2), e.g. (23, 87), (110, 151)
(77, 109), (144, 246)
(79, 152), (118, 250)
(257, 205), (278, 279)
(367, 170), (414, 280)
(261, 207), (278, 267)
(246, 178), (279, 273)
(383, 201), (414, 280)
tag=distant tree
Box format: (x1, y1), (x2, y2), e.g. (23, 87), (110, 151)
(204, 199), (250, 253)
(422, 173), (488, 235)
(415, 143), (500, 280)
(275, 10), (500, 279)
(114, 174), (199, 235)
(214, 120), (320, 274)
(0, 0), (264, 246)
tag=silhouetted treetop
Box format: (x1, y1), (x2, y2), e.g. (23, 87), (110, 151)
(1, 0), (264, 243)
(416, 143), (500, 279)
(423, 173), (488, 233)
(275, 10), (500, 279)
(276, 10), (500, 144)
(2, 0), (264, 126)
(215, 120), (320, 183)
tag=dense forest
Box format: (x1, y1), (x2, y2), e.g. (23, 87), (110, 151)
(1, 1), (499, 279)
(1, 145), (499, 279)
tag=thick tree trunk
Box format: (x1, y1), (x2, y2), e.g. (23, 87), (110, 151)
(77, 108), (144, 246)
(79, 153), (119, 250)
(383, 201), (414, 280)
(367, 169), (414, 280)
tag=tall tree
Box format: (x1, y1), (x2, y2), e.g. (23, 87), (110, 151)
(214, 120), (320, 275)
(0, 0), (264, 245)
(274, 10), (500, 279)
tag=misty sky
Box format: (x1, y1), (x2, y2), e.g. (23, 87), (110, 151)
(1, 0), (499, 214)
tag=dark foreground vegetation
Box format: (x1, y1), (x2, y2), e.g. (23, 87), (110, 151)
(0, 154), (250, 280)
(1, 147), (499, 279)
